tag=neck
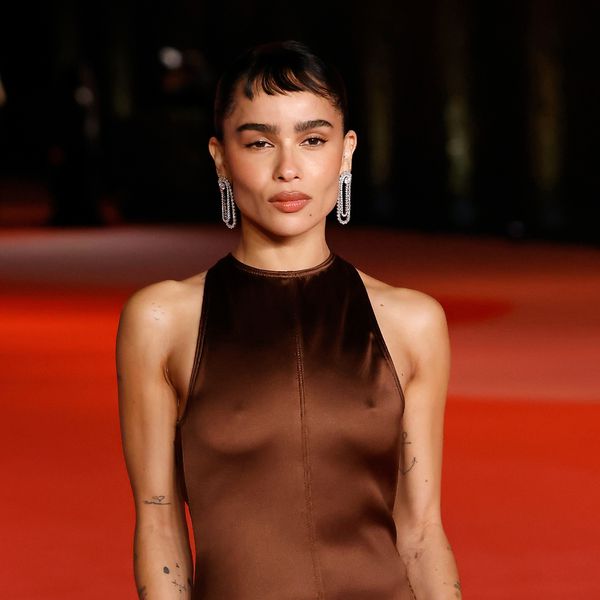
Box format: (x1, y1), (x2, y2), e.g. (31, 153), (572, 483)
(231, 226), (331, 272)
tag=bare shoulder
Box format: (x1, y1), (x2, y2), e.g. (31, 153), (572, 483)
(117, 270), (208, 349)
(355, 267), (449, 381)
(356, 267), (447, 331)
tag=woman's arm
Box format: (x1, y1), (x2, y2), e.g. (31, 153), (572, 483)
(392, 292), (461, 599)
(116, 283), (193, 599)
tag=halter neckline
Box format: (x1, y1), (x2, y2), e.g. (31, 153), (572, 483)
(225, 251), (336, 278)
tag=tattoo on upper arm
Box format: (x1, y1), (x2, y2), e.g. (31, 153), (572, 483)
(151, 301), (165, 321)
(400, 431), (417, 475)
(144, 495), (171, 505)
(401, 457), (417, 474)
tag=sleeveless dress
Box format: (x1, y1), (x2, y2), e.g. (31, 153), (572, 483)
(175, 250), (411, 599)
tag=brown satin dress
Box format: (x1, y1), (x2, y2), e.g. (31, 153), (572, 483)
(175, 250), (411, 599)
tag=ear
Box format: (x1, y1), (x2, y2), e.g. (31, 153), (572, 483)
(208, 136), (228, 178)
(340, 130), (358, 173)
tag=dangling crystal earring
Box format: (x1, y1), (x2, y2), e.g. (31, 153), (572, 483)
(337, 170), (352, 225)
(218, 175), (236, 229)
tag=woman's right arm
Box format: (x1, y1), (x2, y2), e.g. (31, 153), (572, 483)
(116, 284), (193, 599)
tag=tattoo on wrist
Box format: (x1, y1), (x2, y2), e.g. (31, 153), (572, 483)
(144, 495), (171, 505)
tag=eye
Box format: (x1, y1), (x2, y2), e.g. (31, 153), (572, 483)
(303, 136), (326, 146)
(245, 140), (272, 149)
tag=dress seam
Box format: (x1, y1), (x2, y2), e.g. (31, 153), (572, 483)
(294, 317), (325, 600)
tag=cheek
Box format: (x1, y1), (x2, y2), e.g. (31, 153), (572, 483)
(304, 146), (344, 182)
(312, 149), (343, 179)
(226, 151), (269, 188)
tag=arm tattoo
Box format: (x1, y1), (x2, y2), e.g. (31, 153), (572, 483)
(407, 576), (417, 599)
(137, 585), (147, 599)
(171, 579), (187, 593)
(401, 457), (417, 474)
(144, 495), (171, 505)
(162, 562), (190, 594)
(400, 431), (417, 475)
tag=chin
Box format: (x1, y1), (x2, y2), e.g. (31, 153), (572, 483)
(244, 212), (325, 237)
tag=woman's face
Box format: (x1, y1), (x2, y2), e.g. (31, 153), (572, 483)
(209, 83), (357, 237)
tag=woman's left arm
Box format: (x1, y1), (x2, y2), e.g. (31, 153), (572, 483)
(391, 292), (461, 599)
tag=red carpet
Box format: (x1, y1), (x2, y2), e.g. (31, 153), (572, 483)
(1, 225), (599, 599)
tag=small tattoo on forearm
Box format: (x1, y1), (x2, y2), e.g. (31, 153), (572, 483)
(402, 431), (412, 445)
(144, 495), (171, 505)
(171, 579), (187, 593)
(407, 577), (417, 599)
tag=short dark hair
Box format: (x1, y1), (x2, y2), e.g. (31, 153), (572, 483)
(213, 40), (349, 140)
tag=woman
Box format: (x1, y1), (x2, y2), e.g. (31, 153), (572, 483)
(117, 40), (461, 599)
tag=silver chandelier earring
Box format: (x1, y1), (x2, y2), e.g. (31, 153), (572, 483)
(218, 175), (237, 229)
(337, 170), (352, 225)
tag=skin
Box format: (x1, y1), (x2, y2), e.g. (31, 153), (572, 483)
(117, 82), (460, 599)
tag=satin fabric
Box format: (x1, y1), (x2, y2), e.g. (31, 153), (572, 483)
(175, 251), (410, 599)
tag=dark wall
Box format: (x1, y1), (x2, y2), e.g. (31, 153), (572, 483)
(0, 0), (598, 242)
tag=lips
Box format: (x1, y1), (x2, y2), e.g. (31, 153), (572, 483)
(268, 191), (311, 214)
(268, 191), (311, 203)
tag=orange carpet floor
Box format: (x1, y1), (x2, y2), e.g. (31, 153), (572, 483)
(1, 224), (599, 599)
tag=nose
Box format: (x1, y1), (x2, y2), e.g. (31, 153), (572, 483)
(274, 146), (301, 181)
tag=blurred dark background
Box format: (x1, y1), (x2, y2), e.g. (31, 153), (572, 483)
(0, 0), (598, 243)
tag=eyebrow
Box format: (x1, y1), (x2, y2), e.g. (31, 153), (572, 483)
(235, 119), (333, 135)
(296, 119), (333, 133)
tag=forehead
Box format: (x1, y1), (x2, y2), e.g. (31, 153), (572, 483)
(226, 84), (342, 131)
